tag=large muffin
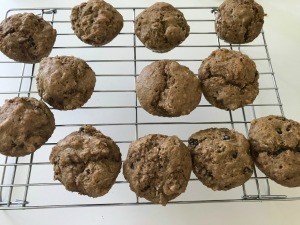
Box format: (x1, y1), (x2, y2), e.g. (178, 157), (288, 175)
(0, 13), (56, 63)
(71, 0), (123, 46)
(0, 97), (55, 157)
(248, 115), (300, 187)
(36, 56), (96, 110)
(136, 60), (201, 117)
(123, 134), (192, 206)
(188, 128), (254, 191)
(50, 125), (122, 197)
(135, 2), (190, 53)
(198, 48), (259, 110)
(215, 0), (264, 44)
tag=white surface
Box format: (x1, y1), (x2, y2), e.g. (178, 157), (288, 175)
(0, 0), (300, 225)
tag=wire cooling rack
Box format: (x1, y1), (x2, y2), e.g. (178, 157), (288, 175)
(0, 6), (299, 210)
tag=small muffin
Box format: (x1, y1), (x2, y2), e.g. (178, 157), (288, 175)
(0, 97), (55, 157)
(123, 134), (192, 206)
(36, 56), (96, 110)
(50, 125), (122, 197)
(136, 60), (201, 117)
(198, 48), (259, 110)
(135, 2), (190, 53)
(215, 0), (264, 44)
(188, 128), (254, 191)
(0, 13), (56, 63)
(71, 0), (123, 46)
(248, 115), (300, 187)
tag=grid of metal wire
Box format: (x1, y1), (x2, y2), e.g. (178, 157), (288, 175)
(0, 6), (299, 210)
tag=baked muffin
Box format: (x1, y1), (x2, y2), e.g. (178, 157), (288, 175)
(36, 56), (96, 110)
(71, 0), (123, 46)
(0, 97), (55, 157)
(50, 125), (122, 197)
(248, 115), (300, 187)
(198, 48), (259, 110)
(123, 134), (192, 206)
(188, 128), (254, 191)
(135, 2), (190, 53)
(0, 13), (56, 63)
(136, 60), (201, 117)
(215, 0), (264, 44)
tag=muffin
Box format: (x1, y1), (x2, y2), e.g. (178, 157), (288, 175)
(215, 0), (264, 44)
(0, 13), (56, 63)
(0, 97), (55, 157)
(71, 0), (123, 46)
(188, 128), (254, 190)
(50, 125), (122, 197)
(136, 60), (201, 117)
(123, 134), (192, 205)
(198, 48), (259, 110)
(248, 115), (300, 187)
(135, 2), (190, 53)
(36, 56), (96, 110)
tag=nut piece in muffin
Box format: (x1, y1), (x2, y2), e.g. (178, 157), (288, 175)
(0, 13), (56, 63)
(188, 128), (254, 191)
(215, 0), (264, 44)
(123, 134), (192, 206)
(136, 60), (201, 117)
(71, 0), (123, 46)
(248, 115), (300, 187)
(0, 97), (55, 157)
(135, 2), (190, 53)
(198, 48), (259, 110)
(36, 56), (96, 110)
(50, 125), (122, 197)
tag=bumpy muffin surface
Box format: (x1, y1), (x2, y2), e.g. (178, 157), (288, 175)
(36, 56), (96, 110)
(123, 134), (192, 205)
(199, 48), (259, 110)
(249, 115), (300, 187)
(50, 125), (122, 197)
(188, 128), (254, 190)
(0, 97), (55, 157)
(135, 2), (190, 52)
(137, 60), (201, 117)
(215, 0), (264, 44)
(0, 13), (56, 63)
(71, 0), (123, 46)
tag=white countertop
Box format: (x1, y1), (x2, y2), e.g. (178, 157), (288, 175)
(0, 0), (299, 225)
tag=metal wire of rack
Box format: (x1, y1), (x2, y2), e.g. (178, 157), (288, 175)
(0, 6), (299, 210)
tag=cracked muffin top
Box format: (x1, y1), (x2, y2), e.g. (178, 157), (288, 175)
(198, 48), (259, 110)
(136, 60), (201, 117)
(188, 128), (253, 191)
(215, 0), (264, 44)
(0, 97), (55, 157)
(71, 0), (123, 46)
(134, 2), (190, 53)
(50, 125), (122, 197)
(123, 134), (192, 205)
(36, 56), (96, 110)
(248, 115), (300, 187)
(0, 13), (56, 63)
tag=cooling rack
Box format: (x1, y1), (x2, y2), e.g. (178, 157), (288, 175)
(0, 6), (299, 210)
